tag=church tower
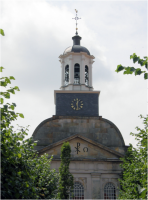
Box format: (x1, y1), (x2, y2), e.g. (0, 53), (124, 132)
(55, 31), (100, 117)
(32, 11), (127, 199)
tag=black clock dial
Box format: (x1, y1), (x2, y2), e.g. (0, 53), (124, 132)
(71, 98), (83, 110)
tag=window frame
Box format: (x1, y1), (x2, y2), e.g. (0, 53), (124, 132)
(70, 181), (84, 199)
(74, 63), (80, 84)
(104, 182), (116, 199)
(85, 65), (89, 86)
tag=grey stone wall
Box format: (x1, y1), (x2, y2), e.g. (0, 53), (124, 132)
(33, 116), (126, 153)
(56, 93), (99, 116)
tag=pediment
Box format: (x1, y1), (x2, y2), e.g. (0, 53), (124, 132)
(39, 134), (124, 160)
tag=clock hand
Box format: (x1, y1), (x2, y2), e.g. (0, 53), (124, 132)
(76, 100), (78, 110)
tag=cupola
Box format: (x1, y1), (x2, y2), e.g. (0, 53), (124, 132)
(59, 34), (95, 91)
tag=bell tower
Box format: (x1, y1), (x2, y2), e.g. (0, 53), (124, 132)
(54, 10), (100, 116)
(59, 35), (94, 91)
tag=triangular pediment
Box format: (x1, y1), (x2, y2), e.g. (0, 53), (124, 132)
(39, 134), (124, 160)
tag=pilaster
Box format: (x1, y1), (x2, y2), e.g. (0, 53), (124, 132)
(69, 55), (73, 84)
(89, 60), (94, 87)
(91, 173), (101, 199)
(81, 55), (85, 85)
(61, 60), (64, 87)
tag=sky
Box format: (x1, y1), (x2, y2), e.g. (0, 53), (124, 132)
(1, 0), (147, 147)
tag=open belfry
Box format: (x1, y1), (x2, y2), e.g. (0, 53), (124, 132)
(32, 10), (127, 199)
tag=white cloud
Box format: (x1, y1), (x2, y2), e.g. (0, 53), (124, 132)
(1, 0), (147, 146)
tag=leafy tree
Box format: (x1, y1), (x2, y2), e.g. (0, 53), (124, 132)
(115, 52), (147, 199)
(115, 53), (148, 79)
(1, 29), (59, 199)
(1, 66), (59, 199)
(57, 142), (74, 199)
(118, 116), (147, 199)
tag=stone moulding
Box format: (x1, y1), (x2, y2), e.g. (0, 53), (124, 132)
(38, 134), (124, 158)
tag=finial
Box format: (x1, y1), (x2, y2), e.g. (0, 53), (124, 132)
(72, 9), (81, 35)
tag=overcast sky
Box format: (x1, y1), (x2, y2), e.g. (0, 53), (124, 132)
(1, 0), (147, 147)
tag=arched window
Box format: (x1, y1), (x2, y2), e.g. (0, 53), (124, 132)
(85, 65), (89, 86)
(70, 181), (84, 199)
(65, 65), (69, 85)
(104, 182), (116, 199)
(74, 63), (80, 84)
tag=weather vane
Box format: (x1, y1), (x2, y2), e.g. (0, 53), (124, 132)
(72, 9), (81, 35)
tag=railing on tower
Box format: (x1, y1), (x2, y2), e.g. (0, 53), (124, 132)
(74, 78), (80, 84)
(85, 79), (89, 86)
(65, 65), (69, 86)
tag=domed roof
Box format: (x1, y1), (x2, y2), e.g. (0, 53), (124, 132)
(63, 35), (90, 55)
(63, 45), (90, 55)
(33, 116), (126, 151)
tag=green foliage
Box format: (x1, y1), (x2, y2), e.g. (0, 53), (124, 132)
(57, 142), (74, 199)
(115, 53), (147, 198)
(29, 154), (59, 199)
(118, 115), (147, 199)
(1, 64), (58, 198)
(0, 28), (5, 36)
(115, 53), (148, 79)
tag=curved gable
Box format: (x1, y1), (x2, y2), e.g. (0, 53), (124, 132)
(32, 116), (125, 152)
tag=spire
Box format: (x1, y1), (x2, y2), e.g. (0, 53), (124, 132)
(72, 9), (81, 35)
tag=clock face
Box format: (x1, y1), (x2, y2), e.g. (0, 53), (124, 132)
(71, 98), (83, 110)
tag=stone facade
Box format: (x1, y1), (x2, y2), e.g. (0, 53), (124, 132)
(33, 115), (127, 199)
(49, 160), (121, 199)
